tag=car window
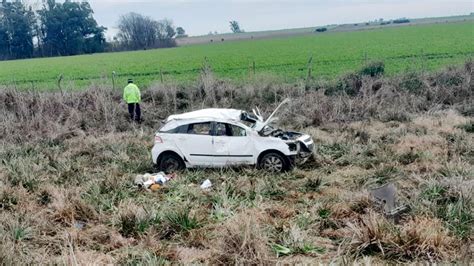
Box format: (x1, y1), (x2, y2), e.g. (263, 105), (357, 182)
(215, 123), (228, 136)
(160, 124), (190, 134)
(230, 124), (247, 136)
(215, 123), (246, 137)
(187, 122), (212, 135)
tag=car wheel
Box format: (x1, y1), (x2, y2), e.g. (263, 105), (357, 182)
(158, 153), (185, 173)
(259, 152), (288, 172)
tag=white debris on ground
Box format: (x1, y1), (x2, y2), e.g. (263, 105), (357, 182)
(200, 179), (212, 189)
(134, 172), (177, 191)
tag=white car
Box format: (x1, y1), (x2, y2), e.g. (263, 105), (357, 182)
(152, 100), (314, 172)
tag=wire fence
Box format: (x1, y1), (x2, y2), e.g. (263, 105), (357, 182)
(3, 50), (473, 89)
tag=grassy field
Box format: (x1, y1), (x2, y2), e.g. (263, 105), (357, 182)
(0, 21), (472, 90)
(177, 14), (474, 45)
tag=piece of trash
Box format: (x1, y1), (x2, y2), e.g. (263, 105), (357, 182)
(143, 179), (154, 187)
(150, 184), (161, 192)
(134, 172), (177, 191)
(370, 182), (410, 223)
(74, 221), (86, 230)
(370, 183), (396, 213)
(200, 179), (212, 189)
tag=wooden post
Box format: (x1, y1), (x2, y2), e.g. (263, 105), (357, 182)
(112, 71), (116, 90)
(248, 62), (251, 79)
(57, 74), (64, 96)
(252, 60), (256, 76)
(307, 55), (313, 80)
(202, 57), (211, 74)
(420, 49), (425, 76)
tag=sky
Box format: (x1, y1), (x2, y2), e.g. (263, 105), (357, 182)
(86, 0), (474, 38)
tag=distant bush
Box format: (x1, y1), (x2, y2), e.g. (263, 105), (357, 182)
(399, 72), (425, 92)
(393, 18), (410, 24)
(327, 72), (363, 96)
(315, 27), (327, 33)
(360, 61), (385, 77)
(380, 21), (391, 25)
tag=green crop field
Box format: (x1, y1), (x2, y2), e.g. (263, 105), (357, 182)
(0, 21), (473, 90)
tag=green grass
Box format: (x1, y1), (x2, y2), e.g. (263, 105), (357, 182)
(0, 22), (473, 90)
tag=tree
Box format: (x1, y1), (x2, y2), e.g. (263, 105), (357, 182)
(229, 20), (243, 33)
(117, 12), (157, 50)
(38, 0), (106, 56)
(0, 0), (36, 59)
(176, 26), (187, 38)
(156, 19), (176, 40)
(117, 13), (176, 50)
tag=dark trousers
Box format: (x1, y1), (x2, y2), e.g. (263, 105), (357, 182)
(128, 103), (141, 122)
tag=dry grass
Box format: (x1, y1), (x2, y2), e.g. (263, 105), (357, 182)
(0, 62), (472, 264)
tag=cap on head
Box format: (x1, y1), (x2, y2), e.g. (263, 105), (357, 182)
(128, 79), (133, 84)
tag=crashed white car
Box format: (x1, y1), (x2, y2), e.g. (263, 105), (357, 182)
(152, 99), (314, 172)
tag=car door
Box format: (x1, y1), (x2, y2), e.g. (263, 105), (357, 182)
(174, 122), (216, 166)
(213, 122), (255, 165)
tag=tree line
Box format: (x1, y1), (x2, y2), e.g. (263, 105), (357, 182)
(0, 0), (186, 60)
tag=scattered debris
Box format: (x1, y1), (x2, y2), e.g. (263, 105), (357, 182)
(150, 184), (161, 192)
(134, 172), (176, 191)
(370, 182), (411, 222)
(370, 183), (396, 212)
(74, 220), (87, 230)
(200, 179), (212, 189)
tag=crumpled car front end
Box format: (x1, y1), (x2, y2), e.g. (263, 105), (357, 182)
(269, 130), (314, 165)
(240, 99), (315, 166)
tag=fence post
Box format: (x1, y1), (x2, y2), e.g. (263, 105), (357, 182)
(307, 55), (313, 80)
(112, 71), (116, 90)
(248, 61), (251, 79)
(201, 57), (211, 74)
(420, 49), (425, 76)
(57, 74), (64, 96)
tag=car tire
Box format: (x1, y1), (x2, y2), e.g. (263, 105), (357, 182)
(158, 153), (185, 173)
(258, 152), (288, 172)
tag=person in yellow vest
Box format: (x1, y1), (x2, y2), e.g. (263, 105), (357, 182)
(123, 79), (141, 123)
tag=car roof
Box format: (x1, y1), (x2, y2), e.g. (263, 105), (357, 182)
(161, 109), (251, 132)
(165, 108), (243, 122)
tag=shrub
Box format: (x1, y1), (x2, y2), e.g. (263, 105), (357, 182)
(421, 182), (473, 239)
(360, 61), (385, 77)
(399, 72), (425, 93)
(457, 121), (474, 133)
(326, 72), (362, 96)
(164, 208), (200, 233)
(304, 177), (322, 192)
(315, 27), (327, 32)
